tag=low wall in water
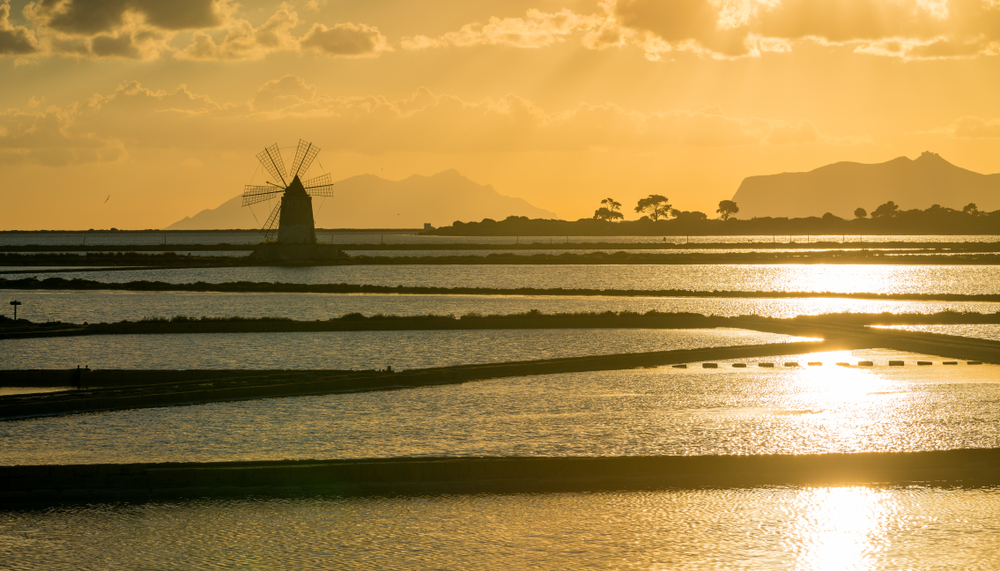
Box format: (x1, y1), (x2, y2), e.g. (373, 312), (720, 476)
(3, 449), (1000, 506)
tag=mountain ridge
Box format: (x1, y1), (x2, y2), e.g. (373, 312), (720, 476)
(732, 152), (1000, 219)
(167, 170), (557, 230)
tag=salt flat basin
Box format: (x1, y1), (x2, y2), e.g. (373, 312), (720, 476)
(7, 289), (1000, 324)
(12, 264), (1000, 295)
(3, 485), (1000, 570)
(0, 328), (812, 371)
(875, 323), (1000, 342)
(2, 348), (998, 466)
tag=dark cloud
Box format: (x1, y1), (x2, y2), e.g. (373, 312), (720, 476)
(36, 0), (224, 35)
(91, 33), (141, 57)
(615, 0), (718, 43)
(133, 0), (224, 31)
(299, 22), (388, 56)
(0, 2), (39, 54)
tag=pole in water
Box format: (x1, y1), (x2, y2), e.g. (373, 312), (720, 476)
(10, 300), (21, 321)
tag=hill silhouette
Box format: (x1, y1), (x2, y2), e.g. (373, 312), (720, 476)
(733, 152), (1000, 219)
(167, 170), (556, 230)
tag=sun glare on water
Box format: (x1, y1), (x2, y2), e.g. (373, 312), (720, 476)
(788, 487), (898, 570)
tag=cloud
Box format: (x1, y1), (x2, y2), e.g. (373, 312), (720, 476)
(24, 0), (229, 35)
(174, 7), (388, 61)
(299, 22), (389, 56)
(402, 8), (603, 49)
(0, 1), (40, 54)
(15, 0), (229, 59)
(174, 5), (299, 60)
(251, 75), (317, 111)
(6, 77), (862, 165)
(0, 105), (125, 166)
(83, 80), (227, 116)
(413, 0), (1000, 60)
(614, 0), (1000, 59)
(933, 116), (1000, 138)
(91, 77), (866, 152)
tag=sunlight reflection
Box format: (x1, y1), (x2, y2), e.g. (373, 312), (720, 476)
(783, 265), (893, 294)
(789, 487), (898, 570)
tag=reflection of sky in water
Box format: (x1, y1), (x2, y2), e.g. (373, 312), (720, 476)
(4, 349), (998, 465)
(4, 231), (1000, 246)
(875, 323), (1000, 342)
(10, 264), (1000, 294)
(7, 289), (1000, 323)
(1, 328), (810, 371)
(4, 486), (1000, 570)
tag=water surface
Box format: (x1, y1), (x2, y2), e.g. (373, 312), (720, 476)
(4, 349), (997, 466)
(877, 323), (1000, 342)
(7, 289), (1000, 324)
(1, 328), (805, 371)
(12, 264), (1000, 295)
(3, 486), (1000, 570)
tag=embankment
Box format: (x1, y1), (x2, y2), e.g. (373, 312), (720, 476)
(4, 449), (1000, 506)
(7, 276), (1000, 302)
(0, 340), (832, 420)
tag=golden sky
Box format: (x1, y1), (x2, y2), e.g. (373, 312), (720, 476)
(2, 0), (1000, 229)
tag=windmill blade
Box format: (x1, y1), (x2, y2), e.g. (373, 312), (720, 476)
(256, 144), (287, 186)
(262, 202), (281, 242)
(289, 139), (320, 178)
(242, 185), (284, 206)
(302, 173), (334, 197)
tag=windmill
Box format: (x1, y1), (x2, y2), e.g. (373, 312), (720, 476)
(242, 139), (335, 244)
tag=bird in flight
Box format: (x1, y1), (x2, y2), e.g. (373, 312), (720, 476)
(104, 195), (110, 203)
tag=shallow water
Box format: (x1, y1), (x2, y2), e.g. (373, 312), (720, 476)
(877, 323), (1000, 342)
(3, 486), (1000, 571)
(0, 328), (806, 371)
(12, 264), (1000, 295)
(7, 289), (1000, 324)
(5, 231), (999, 247)
(4, 349), (997, 466)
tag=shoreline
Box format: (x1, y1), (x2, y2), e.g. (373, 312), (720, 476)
(7, 276), (1000, 302)
(0, 341), (833, 420)
(4, 449), (1000, 506)
(3, 311), (1000, 340)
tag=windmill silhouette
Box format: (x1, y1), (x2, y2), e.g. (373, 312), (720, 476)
(242, 140), (334, 244)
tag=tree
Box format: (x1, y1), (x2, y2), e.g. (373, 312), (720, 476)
(717, 200), (739, 221)
(594, 197), (623, 222)
(593, 207), (623, 222)
(634, 194), (672, 221)
(963, 203), (980, 216)
(601, 198), (622, 214)
(871, 201), (899, 219)
(672, 209), (708, 222)
(854, 207), (867, 219)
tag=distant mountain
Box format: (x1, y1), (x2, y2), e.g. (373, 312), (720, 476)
(166, 169), (557, 230)
(732, 152), (1000, 219)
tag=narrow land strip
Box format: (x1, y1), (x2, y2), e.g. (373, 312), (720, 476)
(4, 449), (1000, 506)
(6, 276), (1000, 301)
(0, 341), (833, 420)
(4, 311), (999, 340)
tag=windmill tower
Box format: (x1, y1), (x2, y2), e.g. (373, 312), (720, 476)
(242, 140), (335, 244)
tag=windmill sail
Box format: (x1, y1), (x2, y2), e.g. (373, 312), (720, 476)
(302, 173), (334, 197)
(256, 143), (287, 186)
(289, 139), (320, 178)
(242, 185), (284, 206)
(262, 202), (281, 242)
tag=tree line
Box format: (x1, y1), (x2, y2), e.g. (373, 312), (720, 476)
(429, 197), (1000, 236)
